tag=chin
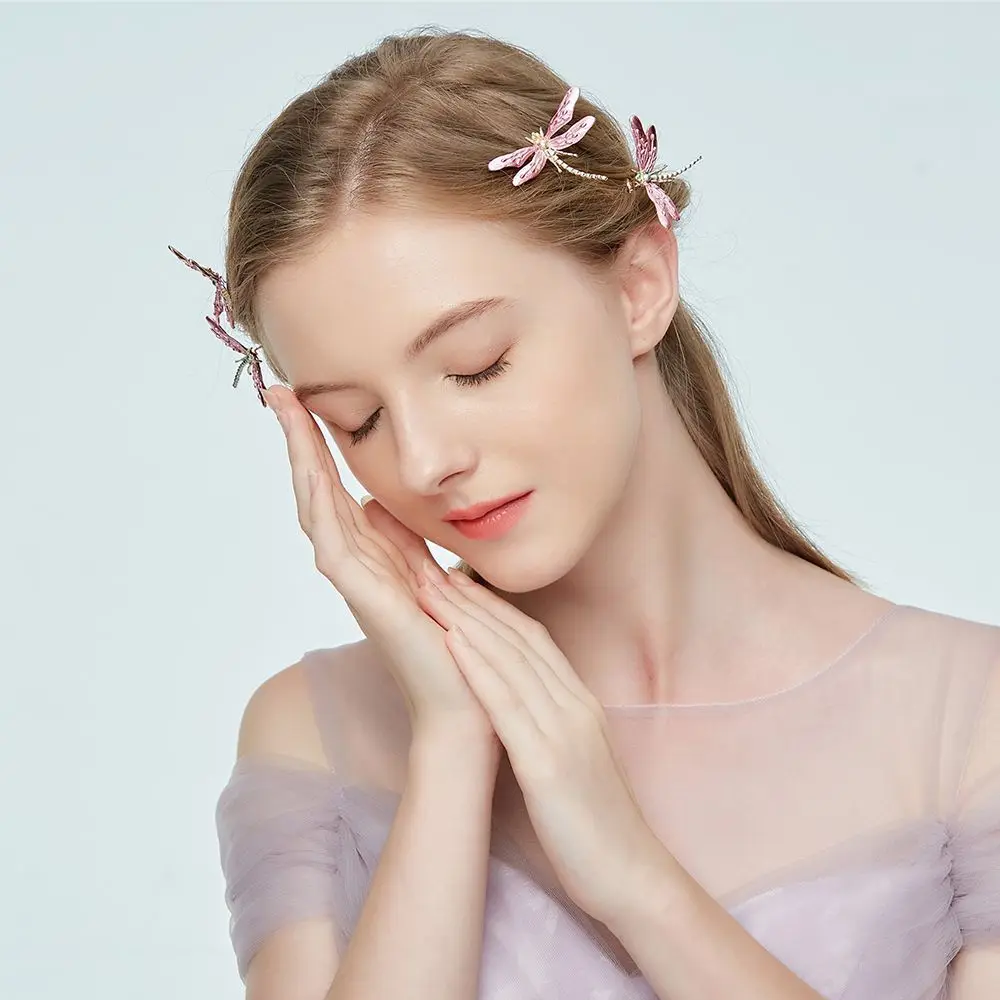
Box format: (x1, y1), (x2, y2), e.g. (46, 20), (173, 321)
(460, 522), (593, 596)
(476, 563), (559, 596)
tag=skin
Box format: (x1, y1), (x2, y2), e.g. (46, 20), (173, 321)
(256, 207), (893, 710)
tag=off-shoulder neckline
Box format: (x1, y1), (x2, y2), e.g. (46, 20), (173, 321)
(599, 602), (908, 713)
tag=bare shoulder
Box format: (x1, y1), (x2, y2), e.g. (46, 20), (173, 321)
(235, 643), (364, 769)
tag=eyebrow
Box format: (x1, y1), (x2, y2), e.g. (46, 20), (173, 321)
(292, 295), (515, 402)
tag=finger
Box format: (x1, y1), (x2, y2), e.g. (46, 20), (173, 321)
(444, 570), (553, 656)
(431, 573), (538, 661)
(268, 388), (369, 568)
(302, 411), (366, 534)
(445, 571), (593, 702)
(445, 627), (546, 761)
(363, 499), (444, 586)
(270, 387), (382, 571)
(306, 463), (392, 593)
(289, 397), (422, 590)
(420, 582), (571, 716)
(299, 416), (415, 588)
(283, 390), (363, 536)
(267, 389), (314, 533)
(358, 501), (421, 590)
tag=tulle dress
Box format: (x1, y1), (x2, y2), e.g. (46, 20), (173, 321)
(216, 602), (1000, 998)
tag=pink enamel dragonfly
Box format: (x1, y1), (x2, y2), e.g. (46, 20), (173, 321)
(168, 245), (268, 407)
(627, 115), (703, 229)
(487, 85), (609, 185)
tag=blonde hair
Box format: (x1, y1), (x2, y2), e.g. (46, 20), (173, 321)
(223, 27), (862, 588)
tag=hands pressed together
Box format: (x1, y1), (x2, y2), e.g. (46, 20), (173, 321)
(263, 383), (668, 927)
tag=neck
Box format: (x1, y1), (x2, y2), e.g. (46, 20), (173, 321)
(493, 357), (879, 707)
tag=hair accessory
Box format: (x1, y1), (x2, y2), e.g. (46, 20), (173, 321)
(487, 85), (608, 185)
(168, 245), (269, 407)
(172, 87), (702, 408)
(626, 116), (703, 229)
(487, 85), (702, 230)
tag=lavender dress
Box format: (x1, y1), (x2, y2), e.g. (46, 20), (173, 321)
(216, 604), (1000, 998)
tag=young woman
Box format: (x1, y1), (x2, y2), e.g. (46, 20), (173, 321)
(204, 28), (1000, 1000)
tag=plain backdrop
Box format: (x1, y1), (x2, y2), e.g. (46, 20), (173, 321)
(1, 2), (997, 996)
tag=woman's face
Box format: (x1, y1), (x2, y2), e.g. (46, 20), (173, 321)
(257, 208), (649, 591)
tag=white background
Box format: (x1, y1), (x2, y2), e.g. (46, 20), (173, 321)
(1, 2), (997, 996)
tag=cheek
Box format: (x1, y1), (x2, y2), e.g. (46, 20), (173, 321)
(506, 363), (633, 506)
(552, 336), (640, 474)
(320, 426), (383, 495)
(343, 452), (391, 495)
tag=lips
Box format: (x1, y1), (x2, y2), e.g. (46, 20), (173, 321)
(444, 491), (531, 522)
(449, 491), (533, 540)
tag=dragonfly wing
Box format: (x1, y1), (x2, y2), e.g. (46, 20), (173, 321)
(644, 182), (680, 228)
(545, 85), (580, 137)
(548, 115), (595, 151)
(488, 145), (536, 171)
(207, 315), (250, 355)
(513, 148), (548, 186)
(212, 283), (229, 322)
(629, 116), (656, 173)
(646, 124), (659, 169)
(249, 357), (268, 406)
(169, 245), (224, 285)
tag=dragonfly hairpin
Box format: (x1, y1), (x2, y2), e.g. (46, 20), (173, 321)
(487, 85), (609, 185)
(626, 115), (703, 230)
(168, 244), (269, 407)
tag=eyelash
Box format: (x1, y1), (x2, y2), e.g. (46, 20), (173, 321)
(344, 353), (512, 446)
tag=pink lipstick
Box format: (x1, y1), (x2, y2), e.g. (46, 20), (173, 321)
(447, 491), (533, 540)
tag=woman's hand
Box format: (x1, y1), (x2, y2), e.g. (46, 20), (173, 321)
(416, 568), (666, 925)
(263, 385), (498, 751)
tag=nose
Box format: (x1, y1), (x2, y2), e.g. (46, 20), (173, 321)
(394, 400), (476, 497)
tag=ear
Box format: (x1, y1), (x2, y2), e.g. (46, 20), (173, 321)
(613, 222), (680, 360)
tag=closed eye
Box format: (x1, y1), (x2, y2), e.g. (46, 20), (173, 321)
(344, 352), (512, 447)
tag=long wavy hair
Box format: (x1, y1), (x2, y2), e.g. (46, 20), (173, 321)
(221, 27), (862, 589)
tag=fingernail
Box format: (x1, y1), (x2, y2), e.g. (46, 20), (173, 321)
(447, 567), (472, 586)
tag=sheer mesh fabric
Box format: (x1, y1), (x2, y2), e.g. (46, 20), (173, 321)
(216, 603), (1000, 998)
